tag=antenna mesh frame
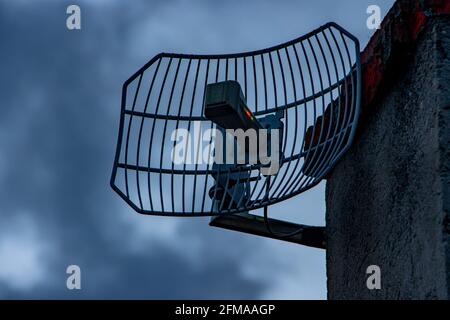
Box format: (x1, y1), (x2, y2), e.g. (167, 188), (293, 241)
(111, 22), (361, 216)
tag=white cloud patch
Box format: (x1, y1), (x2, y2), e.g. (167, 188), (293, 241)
(0, 213), (53, 292)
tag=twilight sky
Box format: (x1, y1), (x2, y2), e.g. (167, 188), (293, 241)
(0, 0), (393, 299)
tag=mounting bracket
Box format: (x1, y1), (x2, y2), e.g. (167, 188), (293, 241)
(210, 213), (326, 249)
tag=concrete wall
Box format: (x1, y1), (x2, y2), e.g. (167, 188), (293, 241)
(326, 17), (450, 299)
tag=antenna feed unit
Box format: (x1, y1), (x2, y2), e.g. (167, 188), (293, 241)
(204, 81), (262, 131)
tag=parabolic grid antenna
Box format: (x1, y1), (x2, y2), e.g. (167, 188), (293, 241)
(111, 22), (361, 247)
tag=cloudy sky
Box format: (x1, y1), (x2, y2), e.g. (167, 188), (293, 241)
(0, 0), (394, 299)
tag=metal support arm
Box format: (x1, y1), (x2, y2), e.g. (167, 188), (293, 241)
(210, 213), (326, 249)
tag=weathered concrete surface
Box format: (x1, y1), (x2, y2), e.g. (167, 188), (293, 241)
(326, 16), (450, 299)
